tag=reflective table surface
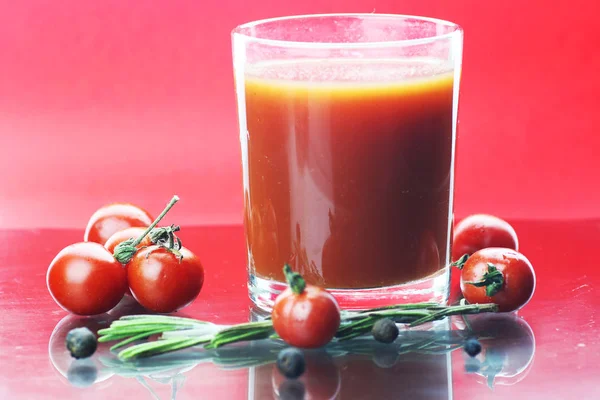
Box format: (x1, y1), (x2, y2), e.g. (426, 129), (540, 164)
(1, 220), (598, 399)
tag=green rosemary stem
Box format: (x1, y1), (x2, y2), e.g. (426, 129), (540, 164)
(97, 302), (498, 361)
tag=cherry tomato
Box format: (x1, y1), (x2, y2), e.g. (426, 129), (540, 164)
(128, 245), (204, 313)
(84, 203), (153, 245)
(452, 214), (518, 261)
(272, 269), (341, 348)
(460, 248), (535, 312)
(47, 242), (127, 315)
(104, 227), (152, 254)
(104, 227), (152, 296)
(449, 267), (463, 305)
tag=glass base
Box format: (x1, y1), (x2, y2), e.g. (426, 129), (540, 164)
(249, 267), (450, 312)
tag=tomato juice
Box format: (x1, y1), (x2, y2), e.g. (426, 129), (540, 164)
(240, 59), (456, 289)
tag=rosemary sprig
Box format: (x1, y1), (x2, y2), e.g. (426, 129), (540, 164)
(97, 303), (497, 361)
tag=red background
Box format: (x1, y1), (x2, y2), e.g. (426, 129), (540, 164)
(1, 0), (599, 229)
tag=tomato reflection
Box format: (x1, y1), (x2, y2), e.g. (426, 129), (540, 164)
(48, 313), (116, 387)
(460, 314), (536, 388)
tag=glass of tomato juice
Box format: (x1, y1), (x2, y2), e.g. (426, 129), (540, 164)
(232, 14), (463, 311)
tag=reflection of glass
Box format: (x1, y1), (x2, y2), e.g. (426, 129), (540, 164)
(99, 356), (195, 400)
(248, 333), (453, 399)
(269, 350), (341, 399)
(457, 314), (536, 388)
(248, 308), (452, 399)
(233, 14), (463, 311)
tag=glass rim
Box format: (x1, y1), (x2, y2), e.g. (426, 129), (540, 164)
(232, 13), (463, 49)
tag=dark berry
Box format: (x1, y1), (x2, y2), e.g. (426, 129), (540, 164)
(277, 348), (306, 379)
(66, 327), (97, 359)
(464, 338), (482, 357)
(278, 379), (306, 400)
(371, 318), (399, 344)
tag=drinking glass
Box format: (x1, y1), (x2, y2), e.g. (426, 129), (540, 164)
(232, 14), (463, 311)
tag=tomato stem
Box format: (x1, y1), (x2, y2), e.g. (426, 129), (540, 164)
(148, 224), (184, 261)
(465, 263), (505, 297)
(149, 224), (180, 247)
(451, 254), (469, 270)
(133, 196), (179, 247)
(283, 264), (306, 295)
(113, 195), (179, 264)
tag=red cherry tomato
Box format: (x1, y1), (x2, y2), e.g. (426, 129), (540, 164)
(272, 271), (341, 348)
(84, 203), (153, 245)
(460, 248), (535, 312)
(104, 227), (152, 254)
(128, 245), (204, 313)
(47, 242), (127, 315)
(104, 227), (152, 296)
(452, 214), (518, 261)
(448, 268), (463, 305)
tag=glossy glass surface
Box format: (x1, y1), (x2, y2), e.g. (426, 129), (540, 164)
(0, 220), (598, 399)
